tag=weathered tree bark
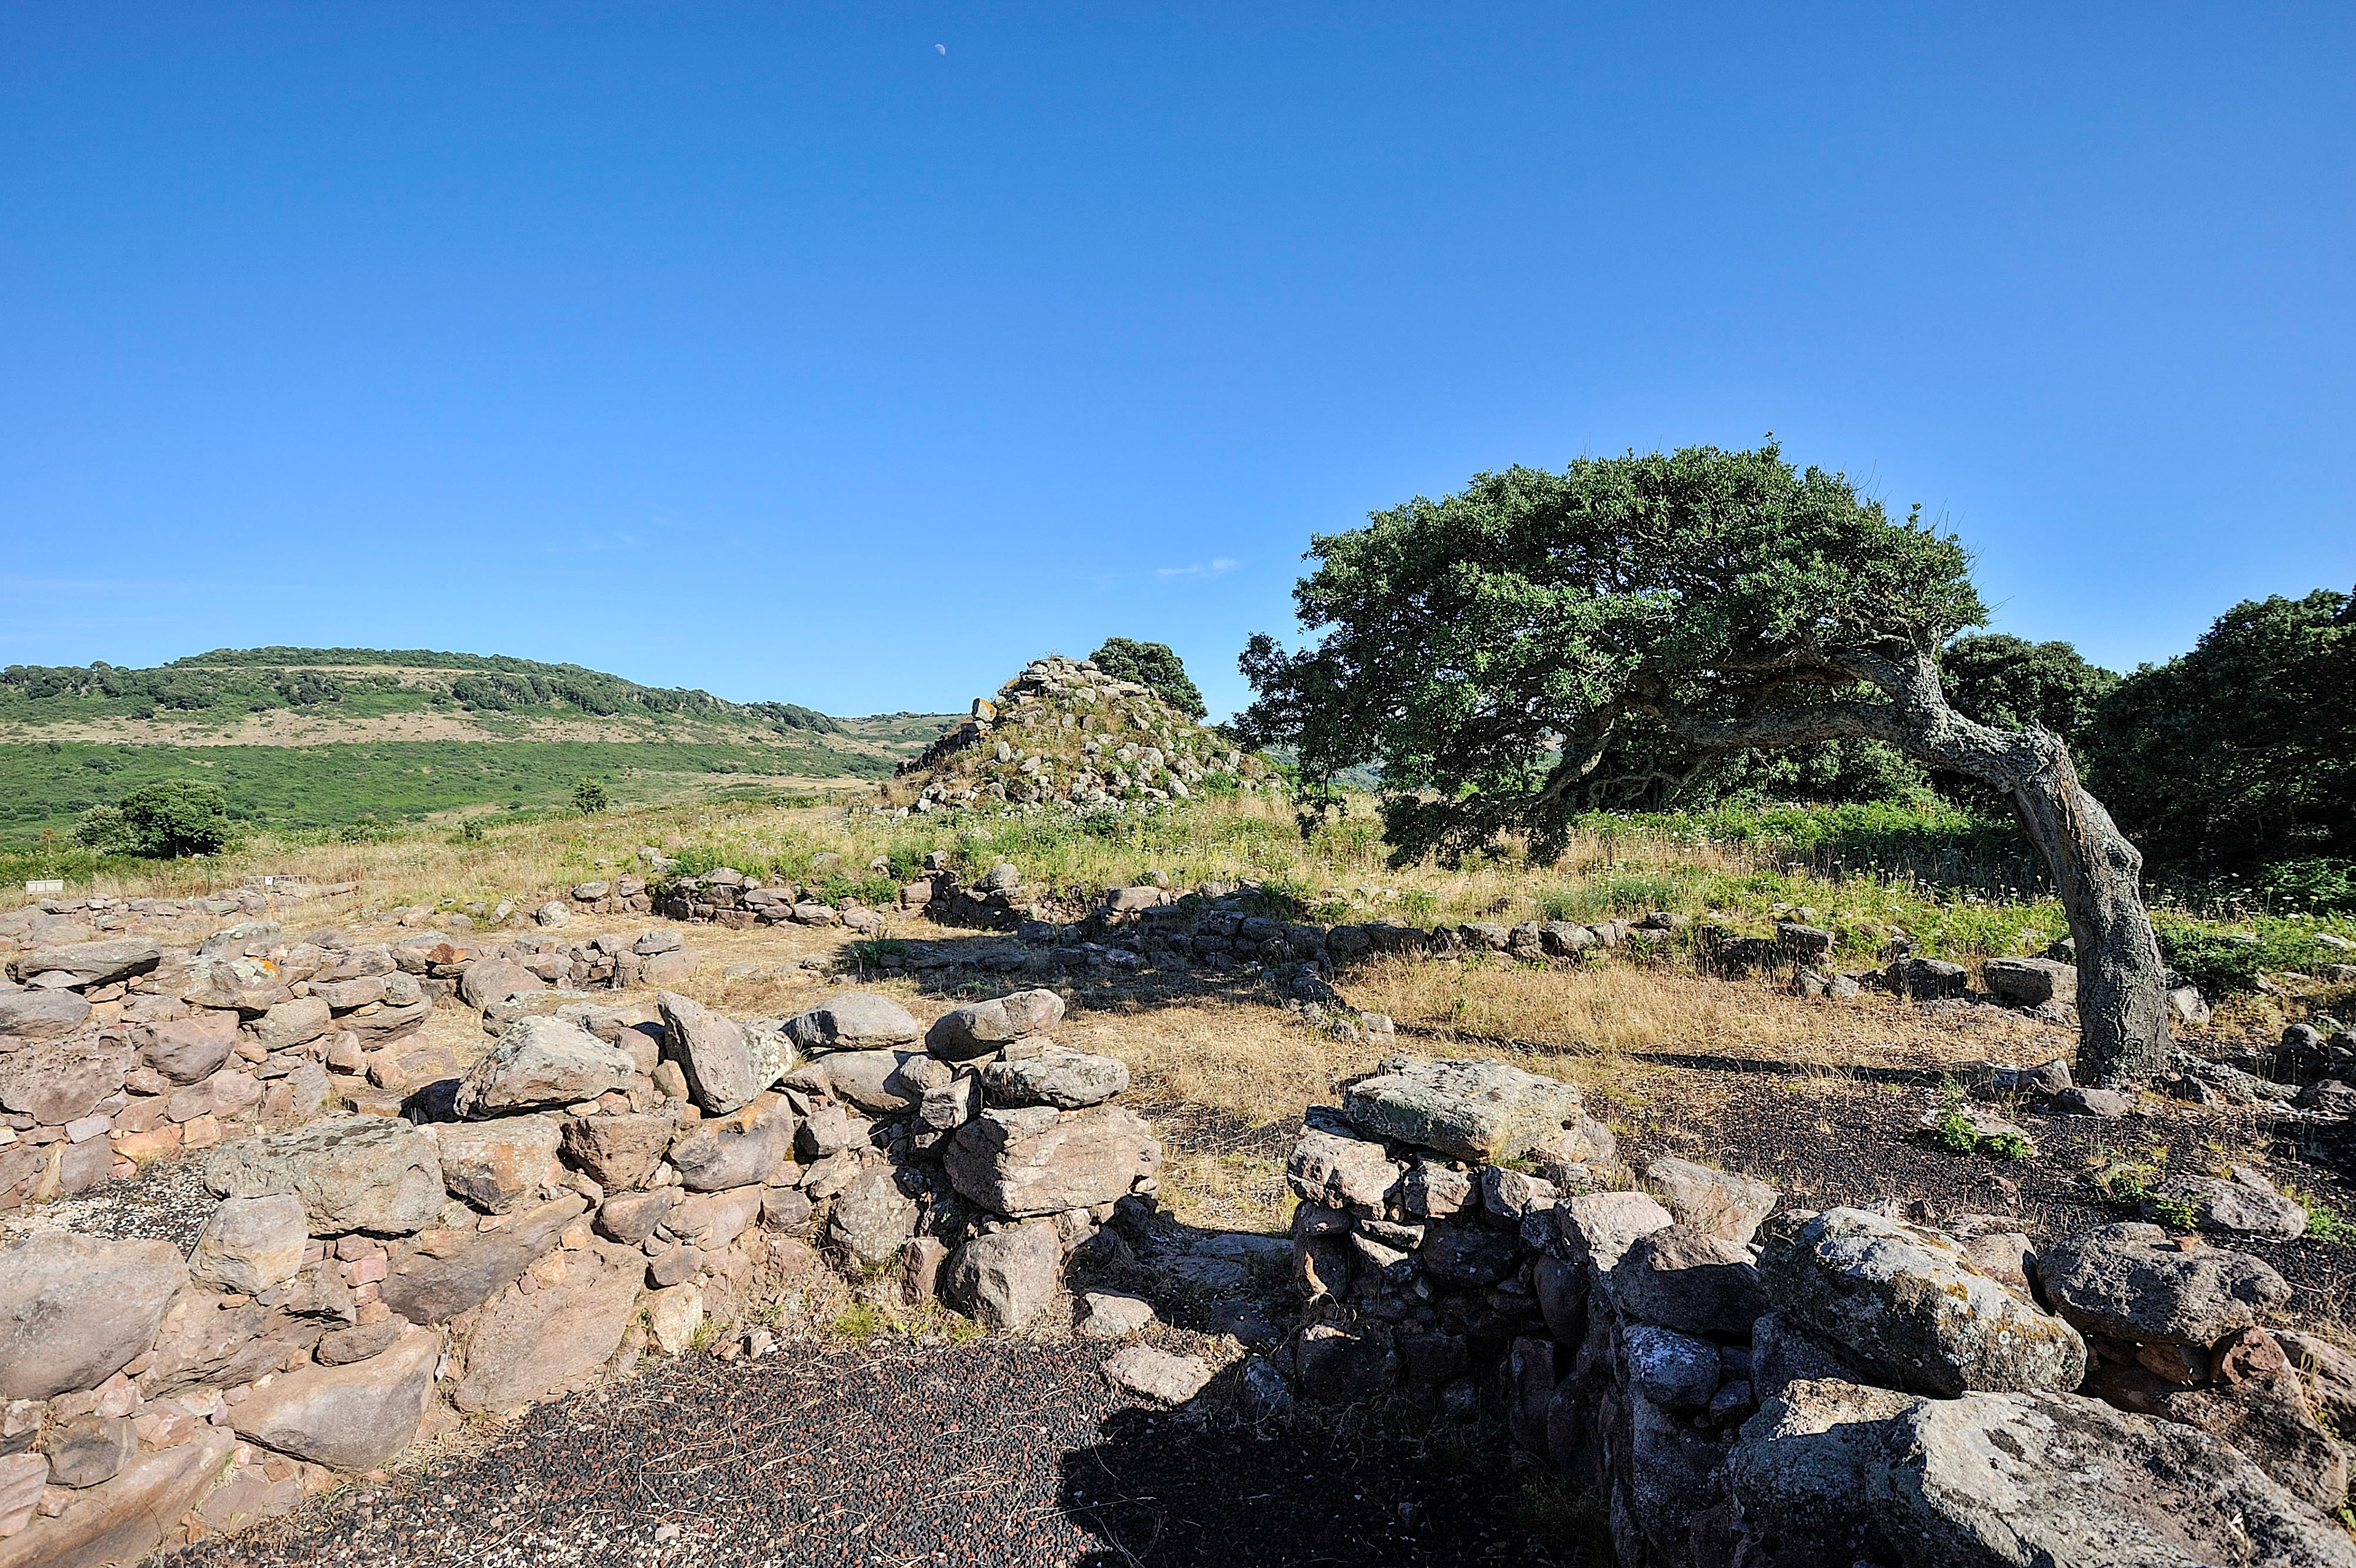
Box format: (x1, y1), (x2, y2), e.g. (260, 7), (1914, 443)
(1636, 647), (2173, 1085)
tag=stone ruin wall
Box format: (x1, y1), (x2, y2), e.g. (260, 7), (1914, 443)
(1261, 1054), (2356, 1568)
(0, 959), (1161, 1567)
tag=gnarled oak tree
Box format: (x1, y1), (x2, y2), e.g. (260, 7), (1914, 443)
(1239, 443), (2171, 1085)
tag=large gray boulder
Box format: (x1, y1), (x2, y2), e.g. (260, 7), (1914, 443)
(1341, 1055), (1586, 1162)
(944, 1104), (1161, 1218)
(980, 1046), (1129, 1109)
(1758, 1208), (2085, 1397)
(140, 1009), (241, 1083)
(188, 1194), (310, 1295)
(253, 996), (333, 1053)
(378, 1194), (587, 1325)
(1287, 1113), (1405, 1215)
(810, 1048), (935, 1116)
(1982, 955), (2077, 1007)
(6, 937), (158, 988)
(657, 990), (771, 1115)
(1613, 1226), (1768, 1336)
(453, 1016), (639, 1117)
(2037, 1222), (2290, 1347)
(783, 992), (920, 1053)
(228, 1327), (441, 1470)
(203, 1115), (445, 1236)
(458, 958), (545, 1009)
(429, 1115), (563, 1212)
(0, 986), (91, 1040)
(925, 989), (1067, 1061)
(1730, 1377), (2356, 1568)
(1644, 1156), (1777, 1245)
(451, 1241), (645, 1412)
(942, 1222), (1062, 1328)
(0, 1233), (185, 1400)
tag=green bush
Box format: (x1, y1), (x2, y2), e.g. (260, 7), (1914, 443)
(1090, 637), (1207, 720)
(74, 780), (233, 858)
(572, 777), (610, 815)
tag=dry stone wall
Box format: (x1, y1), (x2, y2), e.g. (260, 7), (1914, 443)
(0, 982), (1159, 1566)
(0, 905), (442, 1210)
(1257, 1053), (2356, 1568)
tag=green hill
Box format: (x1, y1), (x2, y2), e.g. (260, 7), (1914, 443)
(0, 648), (958, 843)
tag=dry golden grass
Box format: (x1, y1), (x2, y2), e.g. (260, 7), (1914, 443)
(1345, 953), (2064, 1076)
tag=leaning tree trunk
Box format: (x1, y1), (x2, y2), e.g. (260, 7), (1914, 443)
(1651, 650), (2174, 1085)
(1993, 731), (2173, 1086)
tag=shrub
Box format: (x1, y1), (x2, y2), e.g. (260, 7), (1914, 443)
(74, 780), (233, 858)
(572, 777), (611, 815)
(1089, 637), (1208, 720)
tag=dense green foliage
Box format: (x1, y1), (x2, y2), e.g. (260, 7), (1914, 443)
(73, 780), (233, 858)
(2084, 590), (2355, 901)
(572, 777), (611, 815)
(1240, 443), (1987, 866)
(0, 647), (841, 733)
(1089, 638), (1207, 720)
(1939, 634), (2119, 736)
(0, 739), (886, 844)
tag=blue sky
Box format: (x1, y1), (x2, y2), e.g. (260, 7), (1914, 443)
(4, 5), (2349, 718)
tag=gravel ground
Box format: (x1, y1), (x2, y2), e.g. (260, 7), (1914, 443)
(1614, 1063), (2356, 1331)
(0, 1153), (215, 1251)
(165, 1338), (1557, 1568)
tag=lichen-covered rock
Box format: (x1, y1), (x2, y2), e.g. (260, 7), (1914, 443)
(658, 990), (763, 1115)
(980, 1046), (1129, 1109)
(945, 1104), (1160, 1217)
(0, 1232), (186, 1401)
(1758, 1208), (2084, 1397)
(667, 1102), (796, 1191)
(453, 1017), (639, 1117)
(0, 1035), (129, 1124)
(808, 1048), (930, 1116)
(429, 1115), (563, 1212)
(1623, 1324), (1725, 1409)
(204, 1115), (444, 1236)
(2037, 1222), (2290, 1347)
(1341, 1056), (1586, 1162)
(826, 1165), (923, 1267)
(1729, 1377), (2356, 1568)
(925, 990), (1067, 1061)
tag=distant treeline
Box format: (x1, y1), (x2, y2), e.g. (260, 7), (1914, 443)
(0, 647), (841, 734)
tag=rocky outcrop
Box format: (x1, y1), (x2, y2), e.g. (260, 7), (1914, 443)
(203, 1115), (445, 1236)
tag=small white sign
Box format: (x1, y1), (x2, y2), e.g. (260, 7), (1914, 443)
(23, 879), (64, 895)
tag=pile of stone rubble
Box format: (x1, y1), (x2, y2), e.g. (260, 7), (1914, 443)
(1255, 1053), (2356, 1567)
(0, 983), (1159, 1564)
(868, 654), (1272, 818)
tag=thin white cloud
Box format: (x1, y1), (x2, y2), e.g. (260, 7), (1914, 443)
(1155, 558), (1237, 578)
